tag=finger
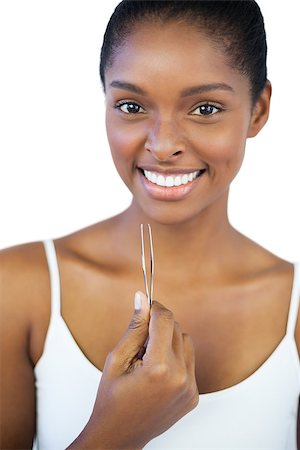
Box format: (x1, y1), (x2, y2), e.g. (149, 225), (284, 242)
(182, 333), (196, 376)
(171, 321), (185, 364)
(112, 291), (150, 368)
(144, 301), (175, 363)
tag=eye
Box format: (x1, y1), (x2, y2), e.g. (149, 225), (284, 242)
(115, 101), (146, 114)
(191, 103), (221, 116)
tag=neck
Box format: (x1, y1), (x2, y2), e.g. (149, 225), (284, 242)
(117, 193), (242, 282)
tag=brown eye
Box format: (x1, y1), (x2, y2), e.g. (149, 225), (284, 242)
(116, 102), (145, 114)
(191, 103), (220, 116)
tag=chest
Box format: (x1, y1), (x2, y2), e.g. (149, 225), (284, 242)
(166, 284), (290, 393)
(33, 260), (293, 395)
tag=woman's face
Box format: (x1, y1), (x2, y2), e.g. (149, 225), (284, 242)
(105, 21), (268, 225)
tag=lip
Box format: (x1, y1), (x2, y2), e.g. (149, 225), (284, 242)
(138, 168), (206, 201)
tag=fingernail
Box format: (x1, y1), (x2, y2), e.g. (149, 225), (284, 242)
(134, 291), (142, 311)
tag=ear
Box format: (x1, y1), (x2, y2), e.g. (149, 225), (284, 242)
(247, 81), (272, 138)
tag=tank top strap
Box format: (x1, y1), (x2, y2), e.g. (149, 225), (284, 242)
(43, 239), (61, 317)
(286, 262), (300, 336)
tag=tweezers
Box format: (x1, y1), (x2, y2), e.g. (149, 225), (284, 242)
(140, 224), (154, 307)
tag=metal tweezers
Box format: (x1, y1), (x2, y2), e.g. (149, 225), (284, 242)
(140, 224), (154, 307)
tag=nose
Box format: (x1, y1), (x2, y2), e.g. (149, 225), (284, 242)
(144, 118), (185, 161)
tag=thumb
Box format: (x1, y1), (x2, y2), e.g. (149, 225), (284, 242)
(113, 291), (150, 366)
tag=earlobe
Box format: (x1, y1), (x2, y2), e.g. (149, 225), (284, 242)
(247, 81), (272, 138)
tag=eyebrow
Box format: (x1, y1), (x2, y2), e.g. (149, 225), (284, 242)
(181, 82), (234, 97)
(109, 80), (234, 97)
(110, 81), (146, 95)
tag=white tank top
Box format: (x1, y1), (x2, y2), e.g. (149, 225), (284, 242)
(34, 239), (300, 449)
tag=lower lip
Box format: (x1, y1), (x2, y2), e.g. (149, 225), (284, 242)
(138, 170), (205, 201)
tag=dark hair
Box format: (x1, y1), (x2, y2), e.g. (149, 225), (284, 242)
(100, 0), (267, 103)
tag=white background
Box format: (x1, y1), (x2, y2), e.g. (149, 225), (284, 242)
(0, 1), (299, 262)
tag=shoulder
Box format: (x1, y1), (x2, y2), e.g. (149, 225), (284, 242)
(236, 234), (300, 355)
(0, 241), (51, 355)
(259, 254), (300, 359)
(269, 259), (300, 359)
(0, 240), (50, 304)
(0, 240), (48, 271)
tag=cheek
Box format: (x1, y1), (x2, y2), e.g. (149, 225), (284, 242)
(189, 118), (249, 176)
(105, 113), (141, 183)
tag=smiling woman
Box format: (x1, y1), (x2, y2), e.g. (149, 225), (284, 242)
(103, 13), (268, 225)
(0, 1), (299, 450)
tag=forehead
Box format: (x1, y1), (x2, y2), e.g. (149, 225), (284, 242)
(105, 21), (249, 95)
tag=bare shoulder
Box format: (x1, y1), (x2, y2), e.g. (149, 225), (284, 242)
(0, 240), (49, 280)
(237, 231), (294, 282)
(0, 215), (128, 343)
(0, 241), (51, 358)
(241, 234), (299, 356)
(0, 241), (50, 323)
(276, 257), (300, 358)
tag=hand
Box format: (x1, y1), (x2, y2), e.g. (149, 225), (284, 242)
(70, 291), (199, 449)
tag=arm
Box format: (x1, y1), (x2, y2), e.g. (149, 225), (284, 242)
(0, 246), (38, 449)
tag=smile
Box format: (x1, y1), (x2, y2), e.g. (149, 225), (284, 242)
(138, 167), (207, 201)
(142, 169), (205, 187)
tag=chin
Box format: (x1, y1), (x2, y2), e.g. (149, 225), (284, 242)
(135, 201), (210, 227)
(130, 186), (230, 228)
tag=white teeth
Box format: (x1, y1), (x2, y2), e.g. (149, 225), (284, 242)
(150, 172), (157, 183)
(156, 175), (165, 187)
(182, 174), (188, 184)
(143, 169), (202, 187)
(174, 175), (181, 186)
(165, 176), (174, 187)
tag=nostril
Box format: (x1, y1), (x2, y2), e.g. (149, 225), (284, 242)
(145, 148), (183, 160)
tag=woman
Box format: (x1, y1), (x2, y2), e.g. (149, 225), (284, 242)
(1, 1), (299, 449)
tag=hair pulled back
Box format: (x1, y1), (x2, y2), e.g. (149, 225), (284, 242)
(100, 0), (267, 103)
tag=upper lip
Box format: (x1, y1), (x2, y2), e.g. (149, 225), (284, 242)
(138, 166), (206, 175)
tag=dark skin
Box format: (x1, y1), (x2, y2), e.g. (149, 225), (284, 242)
(1, 21), (299, 449)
